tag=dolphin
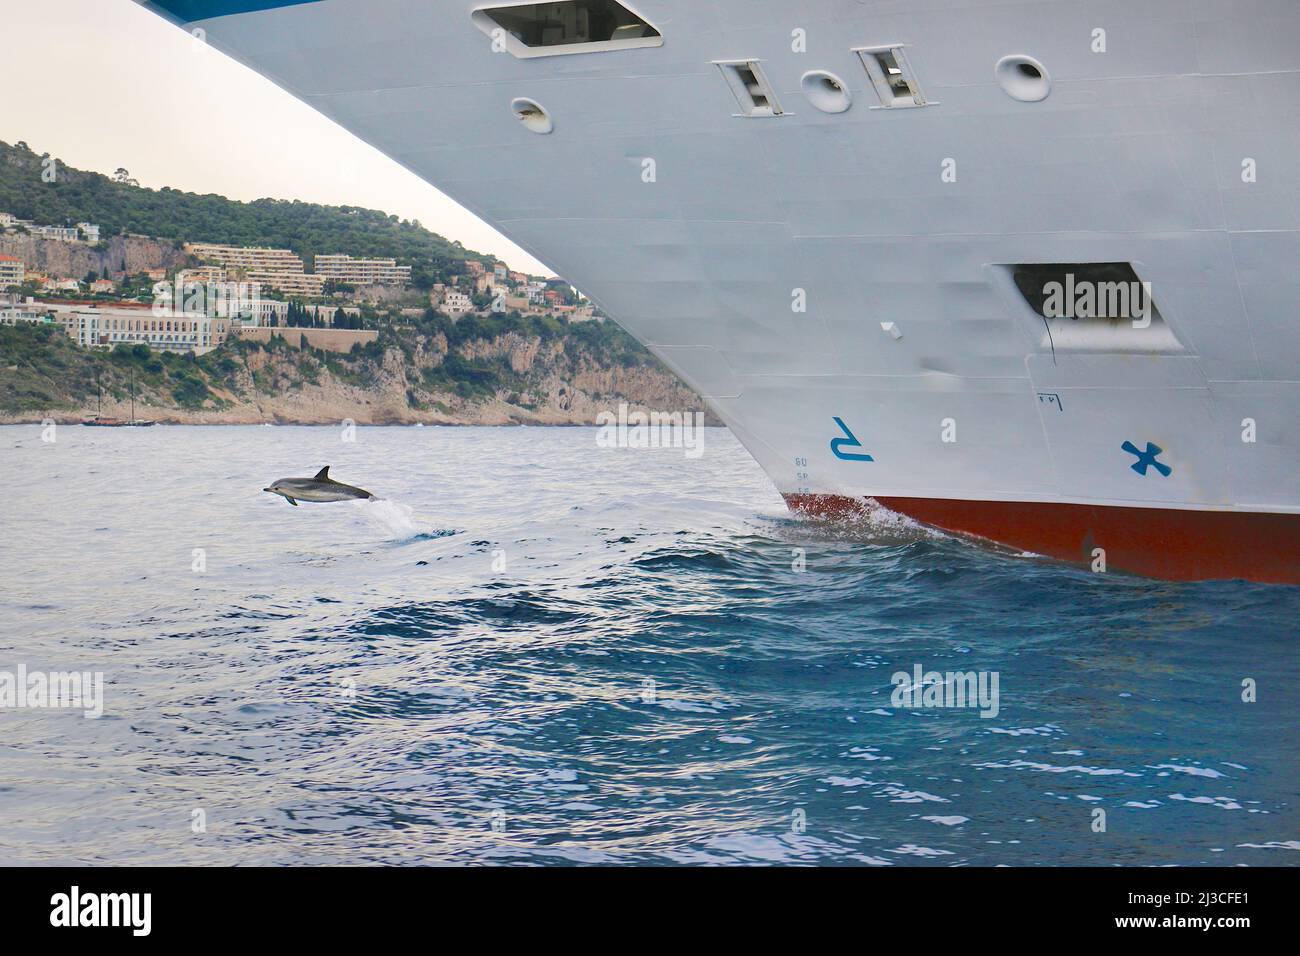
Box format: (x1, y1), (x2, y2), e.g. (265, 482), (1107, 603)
(263, 466), (376, 506)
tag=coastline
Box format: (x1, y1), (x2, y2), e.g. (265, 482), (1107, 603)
(2, 315), (717, 428)
(0, 412), (689, 427)
(0, 362), (717, 427)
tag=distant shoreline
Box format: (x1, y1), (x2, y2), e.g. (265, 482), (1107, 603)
(1, 419), (734, 429)
(0, 416), (607, 427)
(0, 410), (726, 427)
(0, 411), (596, 426)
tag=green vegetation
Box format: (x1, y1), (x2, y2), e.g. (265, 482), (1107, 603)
(0, 139), (697, 420)
(0, 140), (489, 288)
(0, 307), (668, 418)
(402, 309), (655, 401)
(0, 323), (236, 413)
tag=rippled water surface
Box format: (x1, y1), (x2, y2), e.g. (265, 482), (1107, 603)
(0, 424), (1296, 865)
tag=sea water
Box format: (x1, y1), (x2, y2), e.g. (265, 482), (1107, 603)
(0, 425), (1295, 865)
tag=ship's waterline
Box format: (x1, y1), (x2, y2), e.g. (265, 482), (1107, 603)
(136, 0), (1300, 582)
(788, 494), (1300, 584)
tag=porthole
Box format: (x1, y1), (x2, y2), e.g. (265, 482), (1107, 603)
(995, 55), (1050, 102)
(801, 70), (852, 114)
(510, 97), (553, 134)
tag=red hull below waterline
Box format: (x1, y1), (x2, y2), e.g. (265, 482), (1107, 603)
(784, 494), (1300, 585)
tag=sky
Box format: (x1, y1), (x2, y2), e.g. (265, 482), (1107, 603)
(0, 0), (550, 275)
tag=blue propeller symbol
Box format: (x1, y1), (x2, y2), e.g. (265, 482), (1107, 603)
(1122, 441), (1172, 477)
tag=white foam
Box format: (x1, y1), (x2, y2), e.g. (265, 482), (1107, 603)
(351, 498), (424, 540)
(1151, 763), (1226, 779)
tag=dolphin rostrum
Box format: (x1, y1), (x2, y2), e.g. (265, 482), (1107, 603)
(263, 466), (376, 506)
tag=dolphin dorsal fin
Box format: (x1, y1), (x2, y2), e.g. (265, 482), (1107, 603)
(314, 466), (331, 481)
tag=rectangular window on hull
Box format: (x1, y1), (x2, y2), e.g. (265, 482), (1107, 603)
(855, 45), (927, 108)
(715, 59), (783, 117)
(1011, 263), (1152, 323)
(998, 262), (1184, 353)
(473, 1), (662, 58)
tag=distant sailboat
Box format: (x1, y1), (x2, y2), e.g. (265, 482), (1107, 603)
(82, 369), (155, 427)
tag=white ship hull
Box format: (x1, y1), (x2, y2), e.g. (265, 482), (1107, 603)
(139, 0), (1300, 582)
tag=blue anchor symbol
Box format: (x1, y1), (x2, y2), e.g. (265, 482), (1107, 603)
(1122, 441), (1172, 477)
(831, 417), (874, 462)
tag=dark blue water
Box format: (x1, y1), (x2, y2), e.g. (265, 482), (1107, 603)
(0, 425), (1295, 865)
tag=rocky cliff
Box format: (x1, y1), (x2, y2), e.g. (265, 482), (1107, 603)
(0, 314), (715, 427)
(0, 233), (185, 280)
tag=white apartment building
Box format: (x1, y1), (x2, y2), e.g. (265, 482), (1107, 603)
(30, 225), (80, 242)
(0, 309), (51, 326)
(250, 298), (290, 326)
(249, 272), (324, 297)
(314, 254), (411, 287)
(186, 242), (326, 297)
(0, 255), (25, 288)
(0, 296), (52, 325)
(0, 214), (99, 243)
(54, 305), (229, 353)
(177, 266), (228, 286)
(441, 290), (473, 316)
(187, 242), (306, 272)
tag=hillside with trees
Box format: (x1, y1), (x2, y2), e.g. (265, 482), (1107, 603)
(0, 139), (711, 425)
(0, 309), (710, 426)
(0, 140), (487, 287)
